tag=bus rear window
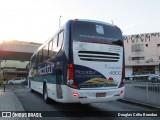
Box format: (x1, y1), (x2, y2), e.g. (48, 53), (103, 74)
(72, 21), (123, 46)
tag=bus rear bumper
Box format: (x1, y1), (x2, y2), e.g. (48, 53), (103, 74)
(60, 85), (125, 104)
(78, 94), (124, 104)
(75, 87), (125, 104)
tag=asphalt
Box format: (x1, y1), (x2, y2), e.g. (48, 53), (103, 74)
(0, 84), (30, 120)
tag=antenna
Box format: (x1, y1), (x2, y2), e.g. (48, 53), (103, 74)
(59, 16), (61, 28)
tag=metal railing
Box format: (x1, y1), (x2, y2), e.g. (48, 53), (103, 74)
(124, 82), (160, 108)
(0, 83), (28, 92)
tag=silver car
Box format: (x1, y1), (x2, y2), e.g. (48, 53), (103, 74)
(7, 77), (26, 85)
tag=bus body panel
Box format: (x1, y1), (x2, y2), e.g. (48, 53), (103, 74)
(45, 84), (124, 104)
(73, 42), (123, 89)
(30, 80), (43, 94)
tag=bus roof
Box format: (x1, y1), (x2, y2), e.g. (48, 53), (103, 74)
(73, 19), (115, 27)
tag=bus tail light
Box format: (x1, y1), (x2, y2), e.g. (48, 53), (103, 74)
(114, 90), (124, 96)
(119, 66), (125, 88)
(73, 92), (79, 97)
(67, 64), (79, 89)
(119, 90), (124, 94)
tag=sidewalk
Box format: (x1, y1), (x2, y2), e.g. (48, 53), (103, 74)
(0, 85), (30, 120)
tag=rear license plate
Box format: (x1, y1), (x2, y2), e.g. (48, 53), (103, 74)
(96, 93), (106, 97)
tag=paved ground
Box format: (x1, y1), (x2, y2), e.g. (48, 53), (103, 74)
(0, 84), (29, 120)
(0, 84), (159, 120)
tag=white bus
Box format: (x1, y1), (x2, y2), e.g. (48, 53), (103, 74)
(28, 19), (125, 104)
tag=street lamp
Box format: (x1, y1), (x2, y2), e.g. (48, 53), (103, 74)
(59, 16), (62, 28)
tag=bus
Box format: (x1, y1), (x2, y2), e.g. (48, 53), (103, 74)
(28, 19), (125, 104)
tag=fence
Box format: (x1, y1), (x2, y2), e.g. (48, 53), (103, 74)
(1, 81), (160, 108)
(124, 82), (160, 108)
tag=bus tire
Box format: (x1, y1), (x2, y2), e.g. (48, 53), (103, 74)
(30, 82), (34, 93)
(30, 88), (34, 93)
(43, 84), (50, 104)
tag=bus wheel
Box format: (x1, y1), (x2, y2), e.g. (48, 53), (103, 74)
(30, 82), (34, 93)
(43, 84), (50, 103)
(30, 89), (34, 93)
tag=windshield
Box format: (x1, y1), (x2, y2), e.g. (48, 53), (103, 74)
(72, 21), (123, 46)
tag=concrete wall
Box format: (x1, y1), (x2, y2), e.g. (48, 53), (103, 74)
(0, 40), (41, 82)
(1, 60), (29, 69)
(124, 33), (160, 66)
(0, 40), (41, 53)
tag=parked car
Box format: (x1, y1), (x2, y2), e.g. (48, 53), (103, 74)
(148, 75), (160, 82)
(7, 77), (26, 85)
(21, 80), (28, 85)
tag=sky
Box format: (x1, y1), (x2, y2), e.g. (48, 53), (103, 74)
(0, 0), (160, 43)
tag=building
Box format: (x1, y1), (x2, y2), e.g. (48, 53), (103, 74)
(124, 32), (160, 77)
(1, 33), (160, 82)
(0, 40), (41, 83)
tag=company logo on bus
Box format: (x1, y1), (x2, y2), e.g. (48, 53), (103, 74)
(32, 65), (54, 76)
(38, 65), (54, 75)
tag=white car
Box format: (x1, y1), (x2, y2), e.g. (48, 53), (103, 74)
(7, 77), (26, 85)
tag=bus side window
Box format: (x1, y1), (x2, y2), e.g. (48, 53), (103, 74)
(58, 31), (64, 47)
(35, 53), (39, 66)
(51, 35), (58, 57)
(39, 49), (43, 63)
(49, 39), (53, 58)
(31, 55), (36, 67)
(44, 44), (49, 60)
(53, 36), (58, 49)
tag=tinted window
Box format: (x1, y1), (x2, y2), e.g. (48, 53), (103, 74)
(49, 40), (53, 58)
(31, 55), (36, 67)
(35, 52), (39, 65)
(43, 44), (49, 60)
(72, 21), (123, 46)
(15, 78), (21, 80)
(58, 31), (64, 47)
(39, 49), (43, 63)
(53, 36), (58, 49)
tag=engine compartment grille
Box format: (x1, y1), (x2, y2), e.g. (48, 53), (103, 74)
(78, 51), (120, 62)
